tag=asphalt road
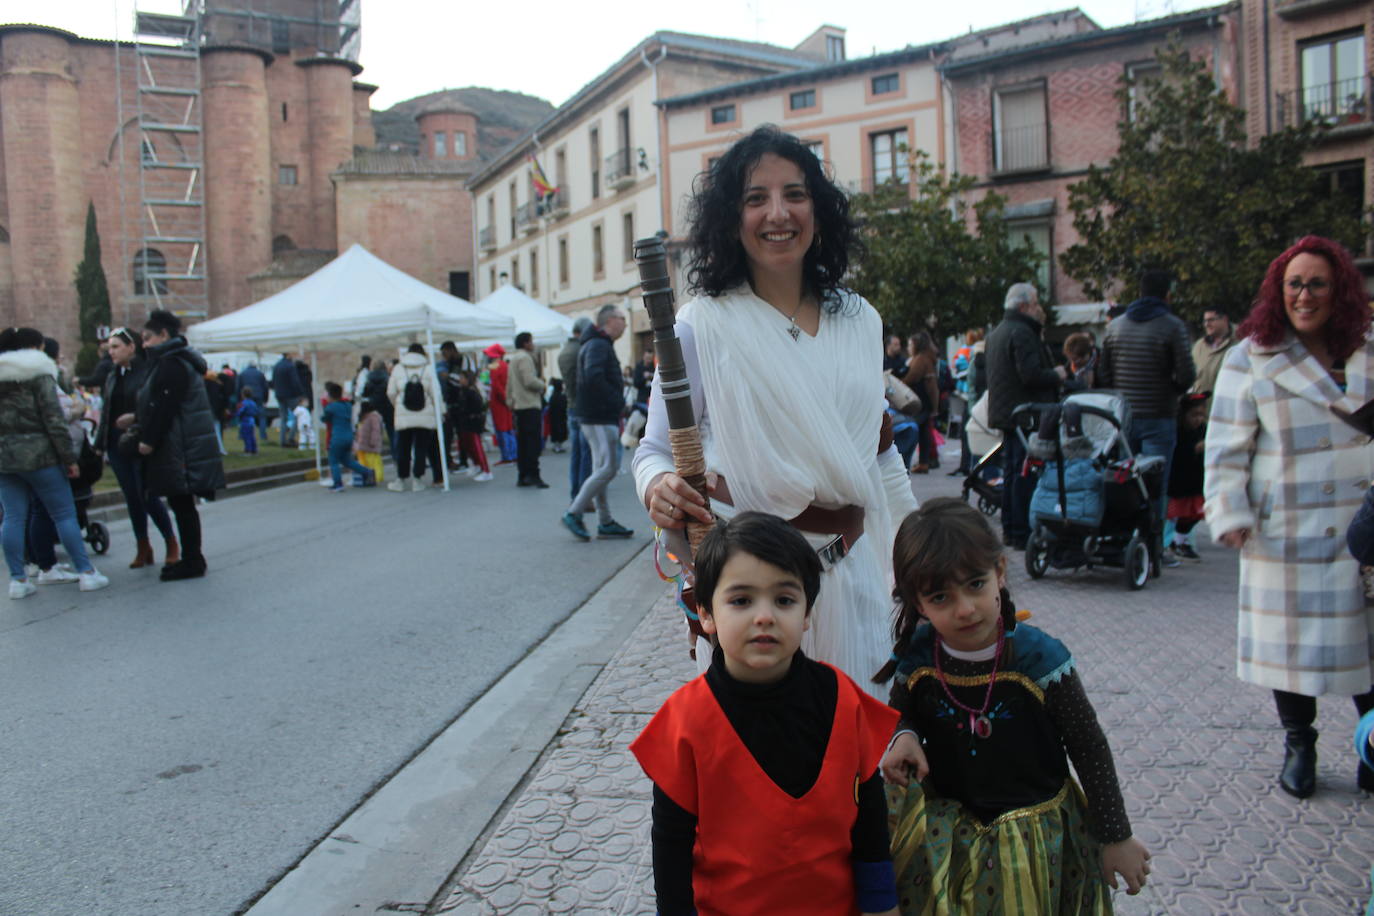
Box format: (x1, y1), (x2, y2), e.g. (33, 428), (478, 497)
(0, 452), (648, 916)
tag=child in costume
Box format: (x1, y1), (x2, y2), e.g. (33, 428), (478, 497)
(236, 389), (261, 455)
(353, 399), (385, 484)
(320, 382), (374, 492)
(1166, 393), (1209, 561)
(876, 498), (1150, 914)
(631, 512), (901, 916)
(454, 370), (492, 481)
(293, 401), (316, 449)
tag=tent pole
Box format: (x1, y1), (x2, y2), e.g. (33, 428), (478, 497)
(310, 346), (322, 484)
(427, 325), (450, 492)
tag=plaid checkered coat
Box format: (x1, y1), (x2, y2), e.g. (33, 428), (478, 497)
(1204, 334), (1374, 697)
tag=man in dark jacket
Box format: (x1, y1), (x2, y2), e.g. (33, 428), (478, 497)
(1097, 269), (1196, 567)
(561, 306), (633, 542)
(558, 317), (595, 500)
(984, 282), (1064, 549)
(271, 353), (305, 446)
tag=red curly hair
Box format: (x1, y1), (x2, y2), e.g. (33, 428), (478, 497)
(1236, 235), (1371, 361)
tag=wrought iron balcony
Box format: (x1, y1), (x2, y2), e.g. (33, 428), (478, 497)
(993, 123), (1050, 174)
(542, 188), (570, 219)
(516, 200), (540, 233)
(479, 225), (495, 251)
(1277, 76), (1372, 131)
(605, 148), (635, 191)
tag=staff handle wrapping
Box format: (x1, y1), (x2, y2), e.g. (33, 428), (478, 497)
(633, 236), (713, 555)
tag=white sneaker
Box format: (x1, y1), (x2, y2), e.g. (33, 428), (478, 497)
(411, 478), (427, 492)
(78, 570), (110, 592)
(9, 579), (36, 599)
(474, 471), (493, 482)
(36, 567), (80, 585)
(24, 563), (39, 579)
(387, 479), (407, 492)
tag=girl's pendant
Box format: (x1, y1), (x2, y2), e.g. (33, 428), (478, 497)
(786, 323), (801, 341)
(972, 714), (993, 739)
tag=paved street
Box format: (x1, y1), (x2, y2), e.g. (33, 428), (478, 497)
(436, 469), (1373, 915)
(0, 451), (647, 916)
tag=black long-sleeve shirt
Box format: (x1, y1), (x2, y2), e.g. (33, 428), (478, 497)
(650, 648), (891, 915)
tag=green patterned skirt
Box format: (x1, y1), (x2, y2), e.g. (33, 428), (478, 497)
(887, 779), (1112, 915)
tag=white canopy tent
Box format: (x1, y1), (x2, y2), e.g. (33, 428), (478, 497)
(469, 284), (574, 351)
(187, 244), (515, 491)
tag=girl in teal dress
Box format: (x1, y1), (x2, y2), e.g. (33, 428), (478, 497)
(874, 498), (1150, 914)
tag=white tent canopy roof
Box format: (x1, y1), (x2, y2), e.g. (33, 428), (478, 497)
(468, 284), (574, 351)
(186, 244), (514, 351)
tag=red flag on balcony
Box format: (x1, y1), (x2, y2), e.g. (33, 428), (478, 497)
(529, 154), (557, 198)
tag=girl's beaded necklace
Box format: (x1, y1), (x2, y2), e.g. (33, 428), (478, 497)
(933, 627), (1005, 741)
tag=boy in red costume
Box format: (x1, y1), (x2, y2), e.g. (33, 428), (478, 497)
(631, 512), (900, 916)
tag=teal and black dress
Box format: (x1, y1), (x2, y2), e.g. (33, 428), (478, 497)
(886, 622), (1131, 914)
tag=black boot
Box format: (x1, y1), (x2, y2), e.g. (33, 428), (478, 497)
(1359, 761), (1374, 793)
(1279, 726), (1317, 798)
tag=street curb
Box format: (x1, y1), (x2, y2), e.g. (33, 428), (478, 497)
(240, 541), (664, 916)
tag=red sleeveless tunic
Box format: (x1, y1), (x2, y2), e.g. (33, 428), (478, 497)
(631, 664), (898, 916)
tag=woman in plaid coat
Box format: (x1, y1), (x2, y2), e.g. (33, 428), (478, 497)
(1205, 236), (1374, 798)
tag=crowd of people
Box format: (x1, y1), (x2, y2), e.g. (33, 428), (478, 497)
(1, 309), (225, 596)
(4, 119), (1370, 914)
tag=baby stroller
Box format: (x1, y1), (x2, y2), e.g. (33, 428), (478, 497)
(960, 392), (1004, 517)
(1015, 390), (1164, 590)
(73, 417), (109, 556)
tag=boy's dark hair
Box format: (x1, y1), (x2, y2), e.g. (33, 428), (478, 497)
(693, 511), (821, 617)
(43, 336), (59, 360)
(0, 327), (44, 352)
(358, 398), (376, 417)
(407, 342), (425, 355)
(324, 381), (343, 399)
(1062, 331), (1094, 362)
(242, 387), (256, 401)
(874, 498), (1015, 683)
(1139, 269), (1172, 301)
(144, 309), (182, 336)
(514, 331), (532, 349)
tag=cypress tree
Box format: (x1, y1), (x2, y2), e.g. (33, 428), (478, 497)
(73, 202), (112, 376)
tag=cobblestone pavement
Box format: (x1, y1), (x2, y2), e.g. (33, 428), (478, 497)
(434, 470), (1373, 915)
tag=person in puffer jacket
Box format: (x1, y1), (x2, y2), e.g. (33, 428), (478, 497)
(137, 310), (226, 581)
(0, 326), (109, 598)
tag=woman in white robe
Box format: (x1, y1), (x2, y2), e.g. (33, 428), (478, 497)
(632, 126), (917, 695)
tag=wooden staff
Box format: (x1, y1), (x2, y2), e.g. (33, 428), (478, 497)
(633, 236), (713, 555)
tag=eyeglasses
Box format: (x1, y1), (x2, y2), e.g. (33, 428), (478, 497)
(1285, 277), (1330, 298)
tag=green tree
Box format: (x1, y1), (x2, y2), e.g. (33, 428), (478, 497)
(1060, 38), (1367, 323)
(849, 150), (1043, 337)
(73, 202), (112, 376)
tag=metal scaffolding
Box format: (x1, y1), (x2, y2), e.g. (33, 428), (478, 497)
(113, 0), (361, 321)
(124, 1), (209, 319)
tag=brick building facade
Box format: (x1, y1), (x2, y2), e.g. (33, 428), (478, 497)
(940, 5), (1243, 306)
(0, 11), (481, 363)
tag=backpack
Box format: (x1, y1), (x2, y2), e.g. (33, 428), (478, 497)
(362, 368), (389, 407)
(402, 373), (426, 412)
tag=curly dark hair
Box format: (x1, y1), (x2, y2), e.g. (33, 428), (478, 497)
(683, 125), (860, 311)
(1235, 236), (1370, 361)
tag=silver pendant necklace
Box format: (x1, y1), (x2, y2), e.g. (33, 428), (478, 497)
(785, 300), (805, 341)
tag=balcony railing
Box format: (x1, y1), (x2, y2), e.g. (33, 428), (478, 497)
(993, 123), (1049, 174)
(516, 200), (539, 233)
(605, 148), (635, 191)
(478, 225), (495, 250)
(1278, 76), (1372, 130)
(541, 188), (570, 219)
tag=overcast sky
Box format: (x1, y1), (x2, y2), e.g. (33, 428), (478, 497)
(0, 0), (1220, 109)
